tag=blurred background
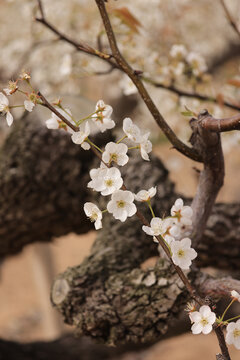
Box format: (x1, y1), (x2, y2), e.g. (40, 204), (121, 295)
(0, 0), (240, 359)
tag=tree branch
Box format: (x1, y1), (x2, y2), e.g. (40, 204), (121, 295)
(200, 111), (240, 132)
(220, 0), (240, 39)
(94, 0), (202, 162)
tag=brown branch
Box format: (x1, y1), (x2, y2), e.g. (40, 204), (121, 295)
(38, 92), (79, 132)
(144, 77), (240, 112)
(94, 0), (202, 163)
(190, 110), (225, 247)
(200, 111), (240, 132)
(37, 0), (45, 19)
(220, 0), (240, 39)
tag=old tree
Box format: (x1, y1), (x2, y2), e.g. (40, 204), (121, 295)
(1, 0), (240, 359)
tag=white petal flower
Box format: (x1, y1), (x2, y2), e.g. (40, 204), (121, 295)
(92, 100), (115, 133)
(171, 198), (193, 227)
(170, 44), (187, 59)
(139, 132), (152, 161)
(84, 202), (102, 230)
(101, 167), (123, 196)
(102, 142), (129, 166)
(46, 108), (74, 133)
(4, 80), (18, 95)
(231, 290), (240, 303)
(88, 167), (108, 192)
(171, 238), (197, 269)
(107, 190), (137, 222)
(135, 187), (157, 202)
(24, 99), (35, 112)
(0, 92), (14, 126)
(191, 305), (216, 335)
(123, 117), (142, 143)
(226, 319), (240, 349)
(186, 52), (207, 76)
(142, 217), (170, 237)
(71, 122), (90, 150)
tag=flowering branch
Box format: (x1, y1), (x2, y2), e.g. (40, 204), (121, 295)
(94, 0), (202, 162)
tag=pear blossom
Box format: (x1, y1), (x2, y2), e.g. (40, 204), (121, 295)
(0, 92), (13, 126)
(107, 190), (137, 222)
(171, 238), (197, 269)
(231, 290), (240, 303)
(171, 198), (193, 226)
(186, 52), (207, 76)
(88, 166), (108, 192)
(46, 108), (74, 133)
(100, 167), (123, 196)
(24, 99), (35, 112)
(84, 202), (102, 230)
(226, 319), (240, 349)
(4, 80), (18, 95)
(19, 70), (31, 80)
(190, 305), (216, 335)
(142, 217), (175, 238)
(71, 122), (91, 150)
(139, 132), (152, 161)
(135, 187), (157, 202)
(170, 44), (187, 59)
(123, 117), (142, 142)
(92, 100), (115, 132)
(102, 142), (129, 166)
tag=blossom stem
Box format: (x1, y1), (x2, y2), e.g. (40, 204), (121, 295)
(116, 135), (127, 144)
(87, 138), (103, 153)
(102, 209), (108, 213)
(9, 105), (24, 108)
(225, 314), (240, 323)
(17, 89), (28, 96)
(77, 110), (98, 126)
(128, 146), (139, 150)
(147, 200), (155, 218)
(220, 299), (236, 321)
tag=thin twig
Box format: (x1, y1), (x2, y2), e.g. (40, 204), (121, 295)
(144, 77), (240, 112)
(37, 0), (45, 19)
(220, 0), (240, 39)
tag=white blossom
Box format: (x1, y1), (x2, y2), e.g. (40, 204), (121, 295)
(139, 132), (152, 161)
(107, 190), (137, 222)
(84, 202), (102, 230)
(60, 53), (72, 76)
(123, 117), (142, 142)
(190, 305), (216, 335)
(170, 44), (187, 59)
(88, 166), (108, 193)
(171, 238), (197, 269)
(171, 198), (193, 227)
(102, 142), (129, 166)
(24, 99), (35, 112)
(142, 217), (173, 237)
(101, 167), (123, 196)
(46, 108), (74, 133)
(186, 52), (207, 76)
(231, 290), (240, 303)
(135, 187), (157, 202)
(92, 100), (115, 132)
(226, 319), (240, 349)
(4, 80), (18, 95)
(0, 92), (13, 126)
(71, 122), (90, 150)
